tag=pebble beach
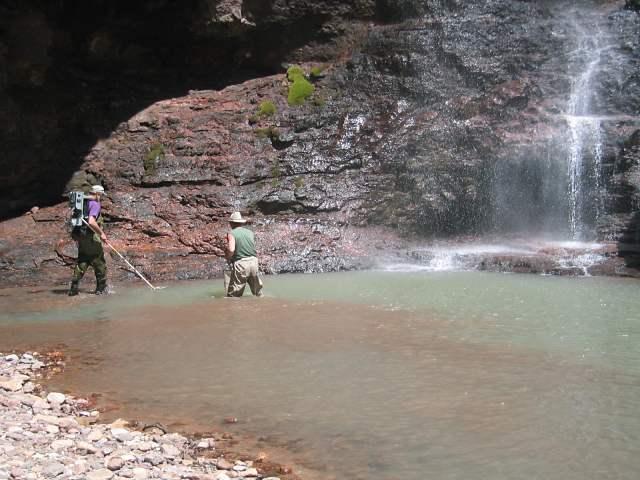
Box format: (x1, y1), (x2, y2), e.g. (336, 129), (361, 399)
(0, 352), (284, 480)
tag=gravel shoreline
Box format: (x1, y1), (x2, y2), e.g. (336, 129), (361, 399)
(0, 352), (284, 480)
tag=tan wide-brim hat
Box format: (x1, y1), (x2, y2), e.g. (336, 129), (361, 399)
(228, 211), (247, 223)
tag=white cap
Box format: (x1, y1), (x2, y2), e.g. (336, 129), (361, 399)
(228, 212), (247, 223)
(90, 185), (105, 194)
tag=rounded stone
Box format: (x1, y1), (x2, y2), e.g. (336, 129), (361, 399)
(131, 468), (150, 480)
(217, 459), (233, 470)
(86, 468), (115, 480)
(51, 439), (74, 450)
(106, 457), (124, 471)
(110, 428), (134, 442)
(161, 444), (181, 458)
(43, 462), (65, 478)
(46, 392), (66, 405)
(45, 424), (60, 434)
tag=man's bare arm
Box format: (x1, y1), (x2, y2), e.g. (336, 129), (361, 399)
(225, 233), (235, 260)
(88, 216), (107, 242)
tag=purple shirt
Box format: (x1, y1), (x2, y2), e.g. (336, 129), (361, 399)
(88, 200), (101, 219)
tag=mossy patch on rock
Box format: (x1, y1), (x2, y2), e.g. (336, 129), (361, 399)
(312, 94), (326, 107)
(310, 65), (325, 79)
(286, 65), (306, 82)
(271, 160), (282, 187)
(255, 127), (280, 141)
(249, 100), (277, 124)
(286, 65), (315, 106)
(257, 100), (277, 117)
(144, 143), (165, 174)
(288, 76), (315, 106)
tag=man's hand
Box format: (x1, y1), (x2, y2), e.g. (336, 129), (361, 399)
(100, 233), (108, 243)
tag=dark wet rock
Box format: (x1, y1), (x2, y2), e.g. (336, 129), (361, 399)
(626, 1), (640, 12)
(616, 130), (640, 269)
(0, 0), (396, 219)
(1, 0), (639, 286)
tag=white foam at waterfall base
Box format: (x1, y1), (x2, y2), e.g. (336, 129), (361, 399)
(379, 240), (609, 273)
(379, 244), (536, 273)
(549, 240), (604, 250)
(556, 252), (608, 276)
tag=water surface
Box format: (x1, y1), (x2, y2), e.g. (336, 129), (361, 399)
(1, 271), (639, 480)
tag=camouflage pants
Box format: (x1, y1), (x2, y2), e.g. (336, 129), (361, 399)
(70, 250), (107, 293)
(224, 256), (263, 297)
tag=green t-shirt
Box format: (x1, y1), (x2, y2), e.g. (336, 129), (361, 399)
(231, 227), (257, 261)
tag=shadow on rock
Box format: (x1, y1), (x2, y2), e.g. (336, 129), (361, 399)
(618, 209), (640, 269)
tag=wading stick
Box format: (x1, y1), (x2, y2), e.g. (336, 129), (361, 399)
(82, 218), (158, 290)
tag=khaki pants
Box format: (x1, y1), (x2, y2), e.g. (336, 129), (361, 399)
(224, 256), (263, 297)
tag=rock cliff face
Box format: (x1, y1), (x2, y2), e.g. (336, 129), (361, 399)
(1, 0), (639, 287)
(1, 0), (407, 217)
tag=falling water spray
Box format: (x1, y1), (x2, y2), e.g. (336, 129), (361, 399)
(564, 13), (609, 240)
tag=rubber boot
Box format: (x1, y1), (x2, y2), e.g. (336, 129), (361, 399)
(68, 281), (79, 296)
(95, 280), (108, 295)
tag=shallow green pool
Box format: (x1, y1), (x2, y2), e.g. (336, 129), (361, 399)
(2, 271), (639, 479)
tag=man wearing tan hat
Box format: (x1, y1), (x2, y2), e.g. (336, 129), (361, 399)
(224, 211), (263, 297)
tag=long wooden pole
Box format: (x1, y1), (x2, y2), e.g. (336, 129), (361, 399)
(82, 218), (158, 290)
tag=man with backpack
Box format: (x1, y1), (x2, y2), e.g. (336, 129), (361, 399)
(68, 185), (109, 296)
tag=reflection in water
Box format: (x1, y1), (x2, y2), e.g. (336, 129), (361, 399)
(1, 272), (640, 480)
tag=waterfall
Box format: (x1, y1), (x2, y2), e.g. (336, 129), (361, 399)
(564, 16), (608, 240)
(492, 6), (613, 241)
(381, 2), (636, 274)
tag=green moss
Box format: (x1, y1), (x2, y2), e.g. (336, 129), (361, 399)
(255, 127), (280, 141)
(144, 143), (164, 174)
(257, 100), (277, 117)
(287, 65), (306, 82)
(271, 160), (282, 188)
(288, 76), (315, 106)
(310, 65), (324, 78)
(285, 65), (316, 106)
(271, 162), (281, 178)
(312, 95), (326, 107)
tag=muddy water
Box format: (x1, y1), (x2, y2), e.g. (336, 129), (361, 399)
(1, 271), (640, 480)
